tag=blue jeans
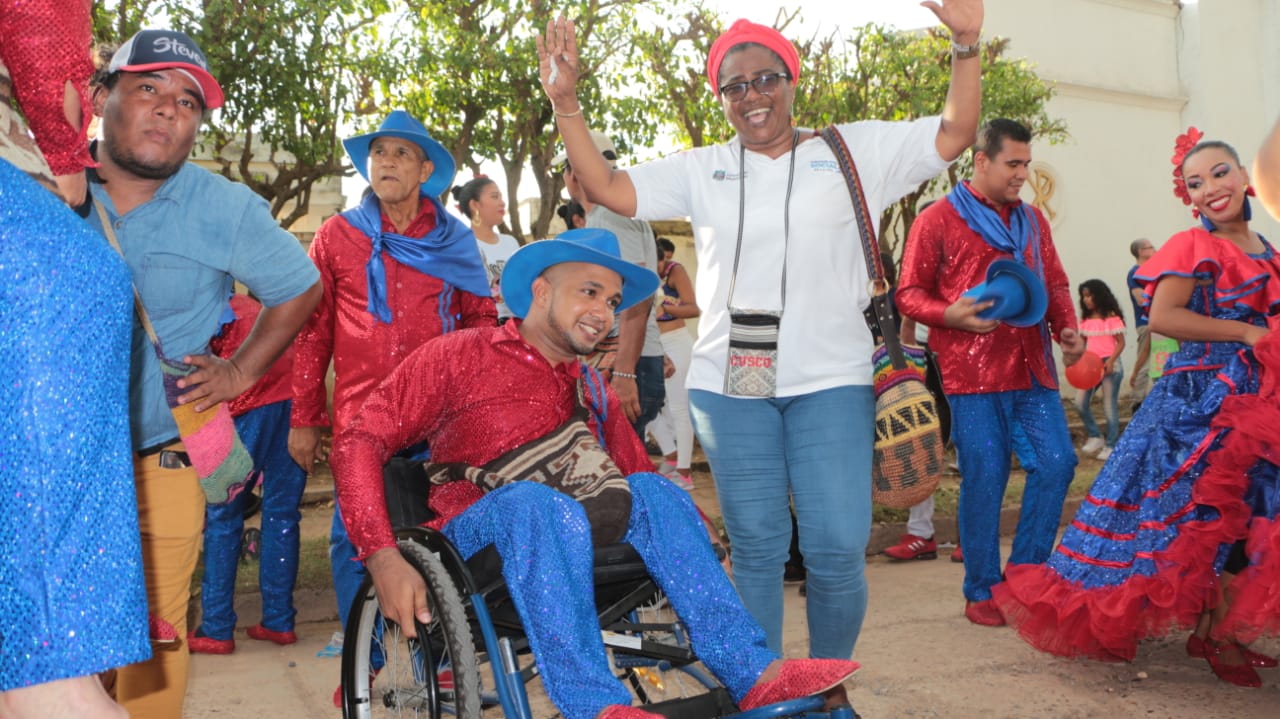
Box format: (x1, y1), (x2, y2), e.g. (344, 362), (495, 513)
(198, 401), (306, 639)
(689, 385), (873, 658)
(631, 354), (666, 443)
(949, 382), (1077, 601)
(1073, 357), (1124, 448)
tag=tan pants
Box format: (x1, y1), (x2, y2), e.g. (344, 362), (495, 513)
(115, 445), (205, 719)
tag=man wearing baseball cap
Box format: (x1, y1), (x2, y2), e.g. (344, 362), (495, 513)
(331, 229), (859, 719)
(87, 28), (321, 717)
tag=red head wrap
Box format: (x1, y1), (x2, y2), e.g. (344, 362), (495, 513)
(706, 19), (801, 97)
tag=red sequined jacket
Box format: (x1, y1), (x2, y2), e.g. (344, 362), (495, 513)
(211, 294), (294, 417)
(290, 200), (497, 437)
(897, 182), (1077, 395)
(330, 321), (651, 560)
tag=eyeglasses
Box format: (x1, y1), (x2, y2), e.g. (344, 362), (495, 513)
(718, 72), (790, 102)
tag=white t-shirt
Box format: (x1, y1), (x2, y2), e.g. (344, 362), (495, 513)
(476, 233), (522, 319)
(626, 117), (950, 397)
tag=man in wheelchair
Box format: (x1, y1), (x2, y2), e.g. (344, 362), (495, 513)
(330, 229), (859, 719)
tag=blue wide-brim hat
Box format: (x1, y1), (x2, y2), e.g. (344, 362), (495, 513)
(962, 259), (1048, 328)
(343, 110), (456, 197)
(501, 229), (660, 320)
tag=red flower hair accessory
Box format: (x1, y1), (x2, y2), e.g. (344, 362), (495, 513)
(1170, 126), (1204, 212)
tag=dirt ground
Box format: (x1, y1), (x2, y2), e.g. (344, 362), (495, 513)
(184, 469), (1280, 718)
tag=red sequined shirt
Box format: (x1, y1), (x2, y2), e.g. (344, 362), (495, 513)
(290, 201), (497, 436)
(897, 182), (1077, 395)
(330, 320), (651, 560)
(210, 294), (294, 417)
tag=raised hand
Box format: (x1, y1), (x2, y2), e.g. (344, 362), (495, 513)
(921, 0), (984, 42)
(536, 16), (582, 113)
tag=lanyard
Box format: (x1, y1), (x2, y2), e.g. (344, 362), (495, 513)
(725, 129), (800, 313)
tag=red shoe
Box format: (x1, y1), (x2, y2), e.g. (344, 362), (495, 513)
(738, 658), (861, 711)
(246, 624), (297, 646)
(951, 544), (964, 563)
(148, 614), (180, 645)
(1187, 635), (1278, 668)
(1204, 641), (1262, 688)
(883, 534), (937, 561)
(187, 630), (235, 655)
(964, 599), (1005, 627)
(595, 706), (664, 719)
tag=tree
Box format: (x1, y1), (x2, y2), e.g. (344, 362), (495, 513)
(397, 0), (644, 241)
(92, 0), (397, 229)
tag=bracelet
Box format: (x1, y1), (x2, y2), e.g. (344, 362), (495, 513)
(611, 370), (637, 379)
(951, 39), (981, 60)
(554, 106), (583, 118)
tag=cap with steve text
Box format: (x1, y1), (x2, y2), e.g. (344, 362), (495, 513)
(109, 29), (225, 109)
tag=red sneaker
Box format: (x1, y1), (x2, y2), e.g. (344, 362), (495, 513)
(951, 544), (964, 563)
(883, 534), (937, 561)
(334, 669), (380, 709)
(738, 658), (861, 711)
(246, 624), (297, 646)
(964, 599), (1005, 627)
(187, 631), (235, 655)
(149, 614), (180, 645)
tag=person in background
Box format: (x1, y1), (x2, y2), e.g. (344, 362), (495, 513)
(897, 118), (1085, 628)
(286, 110), (494, 705)
(1072, 279), (1126, 461)
(188, 294), (306, 655)
(453, 175), (522, 322)
(0, 2), (146, 716)
(1125, 238), (1157, 412)
(647, 236), (701, 490)
(558, 199), (588, 230)
(1255, 117), (1280, 219)
(539, 0), (983, 657)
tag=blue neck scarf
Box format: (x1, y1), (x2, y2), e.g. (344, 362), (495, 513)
(948, 181), (1055, 369)
(947, 181), (1043, 276)
(342, 192), (491, 323)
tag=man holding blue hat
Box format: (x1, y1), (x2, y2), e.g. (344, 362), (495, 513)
(331, 229), (861, 719)
(897, 118), (1086, 627)
(287, 110), (495, 687)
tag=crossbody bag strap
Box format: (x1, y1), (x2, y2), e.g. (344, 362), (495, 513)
(818, 126), (909, 371)
(93, 199), (166, 352)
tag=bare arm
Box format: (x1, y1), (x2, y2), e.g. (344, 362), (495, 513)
(1147, 275), (1269, 346)
(1255, 116), (1280, 220)
(923, 0), (984, 161)
(663, 264), (701, 319)
(610, 303), (647, 422)
(537, 16), (639, 217)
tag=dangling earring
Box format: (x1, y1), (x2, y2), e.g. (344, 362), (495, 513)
(1199, 213), (1218, 232)
(1243, 195), (1253, 222)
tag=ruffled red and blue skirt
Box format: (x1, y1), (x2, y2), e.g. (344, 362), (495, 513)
(993, 324), (1280, 661)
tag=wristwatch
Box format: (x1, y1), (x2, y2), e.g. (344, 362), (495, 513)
(952, 39), (981, 60)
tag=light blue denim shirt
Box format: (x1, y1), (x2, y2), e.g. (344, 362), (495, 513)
(88, 162), (320, 451)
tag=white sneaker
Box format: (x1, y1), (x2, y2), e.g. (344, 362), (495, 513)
(1081, 437), (1105, 455)
(662, 468), (694, 492)
(316, 631), (344, 658)
(1095, 447), (1113, 461)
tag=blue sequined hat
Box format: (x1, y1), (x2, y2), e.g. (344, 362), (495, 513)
(343, 110), (456, 197)
(501, 229), (660, 319)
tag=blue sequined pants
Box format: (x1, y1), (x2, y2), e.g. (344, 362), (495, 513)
(197, 401), (306, 638)
(443, 474), (776, 719)
(950, 382), (1077, 601)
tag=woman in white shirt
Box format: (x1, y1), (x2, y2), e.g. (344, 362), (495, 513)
(453, 176), (522, 321)
(536, 1), (982, 659)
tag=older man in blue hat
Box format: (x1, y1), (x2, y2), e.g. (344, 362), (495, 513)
(286, 110), (495, 687)
(331, 229), (860, 719)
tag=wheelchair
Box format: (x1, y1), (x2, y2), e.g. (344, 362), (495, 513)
(339, 459), (861, 719)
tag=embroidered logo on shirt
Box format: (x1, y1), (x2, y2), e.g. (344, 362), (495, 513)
(712, 170), (743, 181)
(810, 160), (839, 173)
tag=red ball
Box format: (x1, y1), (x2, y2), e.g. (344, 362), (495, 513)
(1065, 351), (1105, 390)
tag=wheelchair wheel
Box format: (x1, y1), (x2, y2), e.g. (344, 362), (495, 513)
(342, 539), (481, 718)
